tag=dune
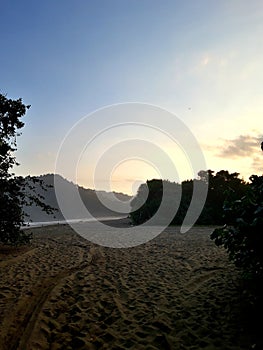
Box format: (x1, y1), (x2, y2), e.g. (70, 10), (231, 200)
(0, 221), (260, 349)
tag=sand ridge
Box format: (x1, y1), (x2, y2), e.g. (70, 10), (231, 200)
(0, 222), (260, 349)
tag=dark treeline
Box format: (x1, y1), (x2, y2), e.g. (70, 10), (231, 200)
(130, 170), (248, 225)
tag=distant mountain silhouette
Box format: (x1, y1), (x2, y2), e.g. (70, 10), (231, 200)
(23, 174), (131, 222)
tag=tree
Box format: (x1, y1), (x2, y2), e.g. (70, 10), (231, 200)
(130, 179), (181, 225)
(197, 170), (248, 224)
(211, 143), (263, 283)
(0, 94), (54, 245)
(211, 174), (263, 281)
(129, 171), (248, 226)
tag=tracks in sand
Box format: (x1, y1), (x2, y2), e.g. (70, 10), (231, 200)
(0, 230), (95, 350)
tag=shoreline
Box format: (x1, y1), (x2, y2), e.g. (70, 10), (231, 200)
(22, 216), (129, 229)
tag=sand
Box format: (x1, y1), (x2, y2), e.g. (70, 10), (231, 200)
(0, 220), (261, 350)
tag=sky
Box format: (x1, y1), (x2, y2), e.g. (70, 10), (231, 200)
(1, 0), (262, 195)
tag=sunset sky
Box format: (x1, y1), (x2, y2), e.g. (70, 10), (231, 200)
(1, 0), (262, 194)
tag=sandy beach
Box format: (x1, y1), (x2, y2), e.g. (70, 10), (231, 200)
(0, 219), (261, 350)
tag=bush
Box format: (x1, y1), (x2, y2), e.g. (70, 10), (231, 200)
(211, 175), (263, 281)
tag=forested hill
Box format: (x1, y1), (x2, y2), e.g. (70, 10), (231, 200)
(130, 170), (249, 226)
(23, 174), (131, 222)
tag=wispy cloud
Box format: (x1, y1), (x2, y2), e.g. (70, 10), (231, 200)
(217, 134), (262, 158)
(252, 156), (263, 174)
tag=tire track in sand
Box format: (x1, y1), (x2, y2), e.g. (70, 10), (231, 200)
(7, 246), (96, 350)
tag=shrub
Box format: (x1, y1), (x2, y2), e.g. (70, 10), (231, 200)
(211, 174), (263, 281)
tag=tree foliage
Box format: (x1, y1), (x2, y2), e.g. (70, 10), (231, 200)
(130, 179), (181, 225)
(211, 174), (263, 281)
(129, 170), (248, 226)
(197, 170), (248, 224)
(0, 94), (54, 245)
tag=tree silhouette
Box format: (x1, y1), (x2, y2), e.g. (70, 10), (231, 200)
(0, 94), (54, 245)
(129, 171), (248, 226)
(211, 144), (263, 283)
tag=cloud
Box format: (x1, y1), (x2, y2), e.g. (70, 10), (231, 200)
(251, 156), (263, 174)
(201, 55), (211, 66)
(217, 134), (262, 158)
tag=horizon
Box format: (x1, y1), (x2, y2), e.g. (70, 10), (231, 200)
(31, 168), (251, 197)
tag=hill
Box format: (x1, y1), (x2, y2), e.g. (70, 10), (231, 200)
(23, 174), (131, 222)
